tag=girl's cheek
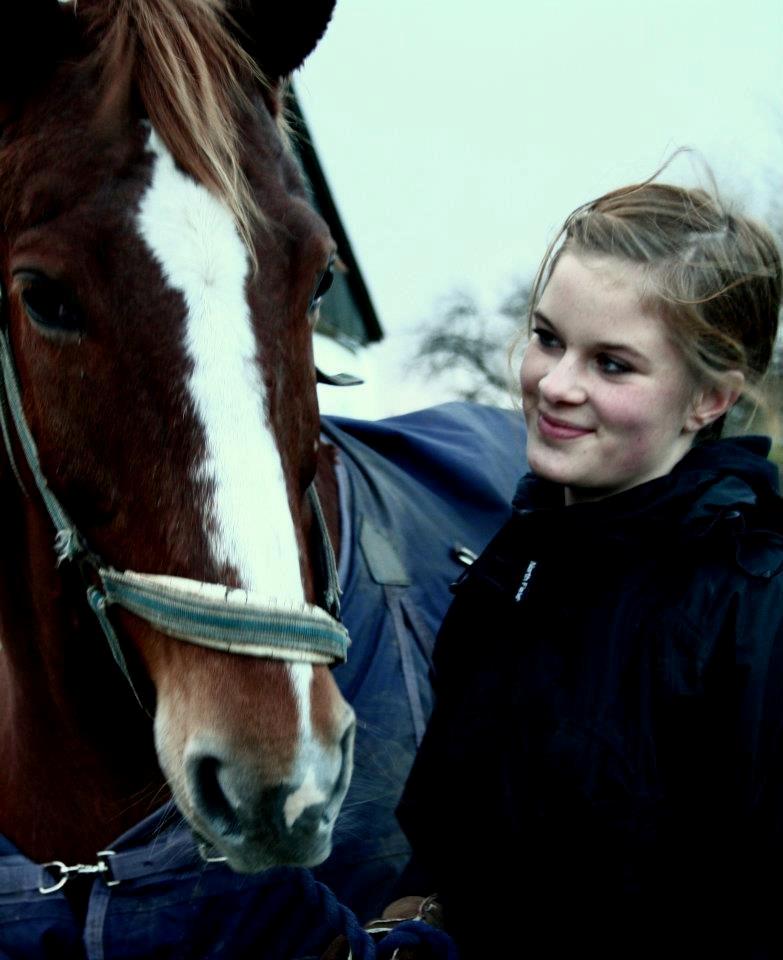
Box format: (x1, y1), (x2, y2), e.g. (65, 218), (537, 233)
(615, 434), (658, 472)
(595, 385), (651, 429)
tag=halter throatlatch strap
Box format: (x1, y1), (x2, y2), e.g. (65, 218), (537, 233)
(0, 283), (349, 702)
(307, 483), (342, 621)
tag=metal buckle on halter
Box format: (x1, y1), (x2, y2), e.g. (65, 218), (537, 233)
(38, 850), (118, 894)
(198, 840), (228, 864)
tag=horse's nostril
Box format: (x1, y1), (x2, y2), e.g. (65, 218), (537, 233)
(290, 801), (328, 834)
(189, 754), (295, 840)
(186, 723), (355, 860)
(189, 755), (242, 838)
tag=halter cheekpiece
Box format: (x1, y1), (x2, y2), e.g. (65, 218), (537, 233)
(0, 278), (349, 706)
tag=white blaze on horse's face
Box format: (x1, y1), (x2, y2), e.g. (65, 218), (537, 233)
(135, 129), (334, 845)
(136, 130), (303, 605)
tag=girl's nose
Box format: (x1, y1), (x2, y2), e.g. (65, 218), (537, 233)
(539, 356), (587, 405)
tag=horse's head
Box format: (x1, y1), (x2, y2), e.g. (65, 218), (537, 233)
(0, 0), (353, 871)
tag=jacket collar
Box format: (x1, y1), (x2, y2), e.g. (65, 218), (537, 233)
(511, 436), (781, 560)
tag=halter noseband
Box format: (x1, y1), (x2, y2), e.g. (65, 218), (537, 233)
(0, 279), (349, 706)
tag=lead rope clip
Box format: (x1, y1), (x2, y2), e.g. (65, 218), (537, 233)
(38, 850), (118, 894)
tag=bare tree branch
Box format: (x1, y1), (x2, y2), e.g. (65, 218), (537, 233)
(411, 284), (531, 405)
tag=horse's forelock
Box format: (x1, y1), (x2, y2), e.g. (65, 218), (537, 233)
(87, 0), (268, 264)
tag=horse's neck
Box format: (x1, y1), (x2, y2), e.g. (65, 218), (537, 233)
(0, 487), (164, 865)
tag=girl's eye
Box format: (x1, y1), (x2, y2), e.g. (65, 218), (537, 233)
(532, 327), (562, 350)
(597, 353), (633, 375)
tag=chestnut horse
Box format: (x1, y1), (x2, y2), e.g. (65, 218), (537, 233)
(0, 0), (355, 898)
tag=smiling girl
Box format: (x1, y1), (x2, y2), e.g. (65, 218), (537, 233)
(395, 181), (783, 958)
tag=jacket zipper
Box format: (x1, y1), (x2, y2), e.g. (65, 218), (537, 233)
(514, 560), (538, 602)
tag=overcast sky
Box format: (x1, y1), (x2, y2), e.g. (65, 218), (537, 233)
(297, 0), (783, 417)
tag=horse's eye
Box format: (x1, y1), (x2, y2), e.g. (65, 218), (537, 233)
(309, 257), (335, 315)
(15, 273), (83, 335)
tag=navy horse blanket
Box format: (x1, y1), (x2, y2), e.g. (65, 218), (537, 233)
(315, 402), (526, 917)
(0, 402), (526, 958)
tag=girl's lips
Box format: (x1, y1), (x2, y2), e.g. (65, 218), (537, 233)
(537, 411), (594, 440)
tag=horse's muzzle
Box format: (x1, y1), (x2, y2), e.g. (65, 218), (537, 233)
(184, 715), (356, 872)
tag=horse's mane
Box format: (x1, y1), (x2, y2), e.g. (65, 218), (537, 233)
(90, 0), (266, 259)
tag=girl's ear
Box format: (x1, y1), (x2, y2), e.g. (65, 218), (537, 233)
(684, 370), (745, 434)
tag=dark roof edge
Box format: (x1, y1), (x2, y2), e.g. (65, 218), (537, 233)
(287, 87), (384, 343)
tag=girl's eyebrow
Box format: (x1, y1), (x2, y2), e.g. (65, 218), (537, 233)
(532, 309), (553, 327)
(532, 309), (648, 362)
(596, 341), (647, 361)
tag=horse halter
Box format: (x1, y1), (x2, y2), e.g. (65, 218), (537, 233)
(0, 278), (349, 706)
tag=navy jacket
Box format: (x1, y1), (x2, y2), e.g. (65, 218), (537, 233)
(398, 437), (783, 959)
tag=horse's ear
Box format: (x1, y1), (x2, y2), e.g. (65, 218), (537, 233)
(227, 0), (336, 81)
(0, 0), (66, 120)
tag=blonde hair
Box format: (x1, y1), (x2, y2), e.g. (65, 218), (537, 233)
(527, 178), (782, 440)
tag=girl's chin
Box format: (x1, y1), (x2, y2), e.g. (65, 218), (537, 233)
(526, 447), (579, 486)
(526, 452), (607, 499)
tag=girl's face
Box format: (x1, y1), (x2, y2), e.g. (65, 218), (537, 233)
(520, 251), (704, 504)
